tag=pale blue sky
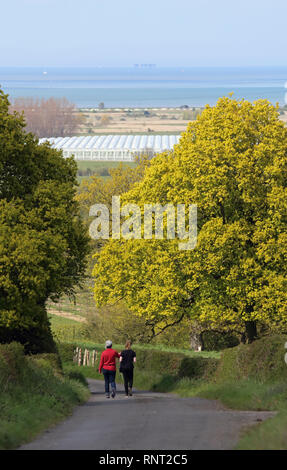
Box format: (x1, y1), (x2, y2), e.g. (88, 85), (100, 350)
(1, 0), (287, 67)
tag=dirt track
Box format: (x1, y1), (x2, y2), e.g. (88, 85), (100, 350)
(47, 309), (86, 323)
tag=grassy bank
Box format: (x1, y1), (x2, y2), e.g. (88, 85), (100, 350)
(0, 342), (89, 450)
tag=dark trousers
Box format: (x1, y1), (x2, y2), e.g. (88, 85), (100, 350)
(122, 369), (134, 395)
(102, 369), (116, 394)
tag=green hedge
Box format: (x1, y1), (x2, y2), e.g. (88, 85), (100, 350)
(56, 342), (76, 364)
(133, 349), (218, 380)
(0, 342), (26, 389)
(0, 342), (89, 449)
(214, 334), (287, 383)
(202, 330), (239, 351)
(30, 352), (63, 376)
(57, 342), (219, 381)
(57, 335), (287, 386)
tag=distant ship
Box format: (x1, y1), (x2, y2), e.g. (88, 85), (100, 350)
(133, 64), (156, 68)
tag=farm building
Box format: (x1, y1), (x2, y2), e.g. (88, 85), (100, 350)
(38, 135), (181, 161)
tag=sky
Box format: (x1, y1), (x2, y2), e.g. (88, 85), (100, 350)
(1, 0), (287, 67)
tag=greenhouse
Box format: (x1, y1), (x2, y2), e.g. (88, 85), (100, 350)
(39, 135), (181, 161)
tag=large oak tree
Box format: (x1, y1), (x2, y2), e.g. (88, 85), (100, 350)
(92, 97), (287, 343)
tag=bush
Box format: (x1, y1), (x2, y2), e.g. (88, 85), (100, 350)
(65, 368), (88, 386)
(56, 342), (77, 363)
(30, 352), (63, 376)
(202, 330), (240, 351)
(0, 313), (57, 355)
(214, 334), (287, 383)
(0, 342), (26, 389)
(97, 167), (110, 177)
(177, 356), (219, 380)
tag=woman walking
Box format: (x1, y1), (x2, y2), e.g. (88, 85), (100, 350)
(98, 340), (120, 398)
(120, 340), (136, 397)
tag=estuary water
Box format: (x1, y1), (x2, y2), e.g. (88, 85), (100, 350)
(1, 66), (287, 108)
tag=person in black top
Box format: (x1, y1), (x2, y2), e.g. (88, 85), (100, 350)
(120, 340), (136, 397)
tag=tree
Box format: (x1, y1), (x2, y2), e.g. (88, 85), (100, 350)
(82, 302), (154, 344)
(9, 96), (84, 138)
(92, 97), (287, 344)
(0, 89), (90, 353)
(75, 156), (152, 276)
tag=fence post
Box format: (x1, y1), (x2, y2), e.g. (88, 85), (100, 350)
(78, 348), (82, 366)
(87, 350), (90, 366)
(92, 350), (95, 367)
(73, 347), (78, 363)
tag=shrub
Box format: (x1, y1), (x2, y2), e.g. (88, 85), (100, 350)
(0, 342), (26, 389)
(65, 368), (88, 386)
(30, 352), (63, 376)
(56, 342), (77, 363)
(202, 330), (240, 351)
(177, 356), (219, 380)
(215, 334), (287, 383)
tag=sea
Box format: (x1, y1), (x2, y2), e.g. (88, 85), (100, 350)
(1, 66), (287, 109)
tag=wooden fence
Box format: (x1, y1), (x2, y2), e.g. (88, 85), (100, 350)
(73, 347), (98, 367)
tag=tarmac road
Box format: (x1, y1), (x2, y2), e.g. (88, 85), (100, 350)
(19, 379), (275, 450)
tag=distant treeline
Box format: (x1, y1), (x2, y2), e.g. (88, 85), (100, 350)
(78, 167), (110, 177)
(9, 97), (84, 138)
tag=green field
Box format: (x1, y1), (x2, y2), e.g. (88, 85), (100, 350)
(48, 315), (87, 343)
(77, 160), (138, 171)
(49, 314), (220, 359)
(76, 160), (138, 183)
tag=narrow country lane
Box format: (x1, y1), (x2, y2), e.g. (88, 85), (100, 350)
(19, 379), (275, 450)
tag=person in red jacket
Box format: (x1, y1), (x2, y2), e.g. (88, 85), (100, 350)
(98, 340), (120, 398)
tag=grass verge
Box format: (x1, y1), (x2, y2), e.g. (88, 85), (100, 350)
(0, 342), (89, 450)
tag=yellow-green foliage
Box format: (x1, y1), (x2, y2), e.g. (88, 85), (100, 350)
(76, 156), (151, 223)
(0, 89), (90, 352)
(92, 97), (287, 336)
(75, 156), (152, 275)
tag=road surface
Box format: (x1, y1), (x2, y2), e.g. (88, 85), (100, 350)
(19, 379), (275, 450)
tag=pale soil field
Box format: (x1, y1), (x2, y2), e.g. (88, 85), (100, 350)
(76, 107), (287, 135)
(47, 309), (86, 323)
(77, 107), (202, 135)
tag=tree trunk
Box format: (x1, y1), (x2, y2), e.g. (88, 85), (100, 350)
(190, 332), (204, 351)
(240, 332), (246, 344)
(245, 321), (257, 343)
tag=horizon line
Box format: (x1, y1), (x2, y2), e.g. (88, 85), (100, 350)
(1, 65), (287, 69)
